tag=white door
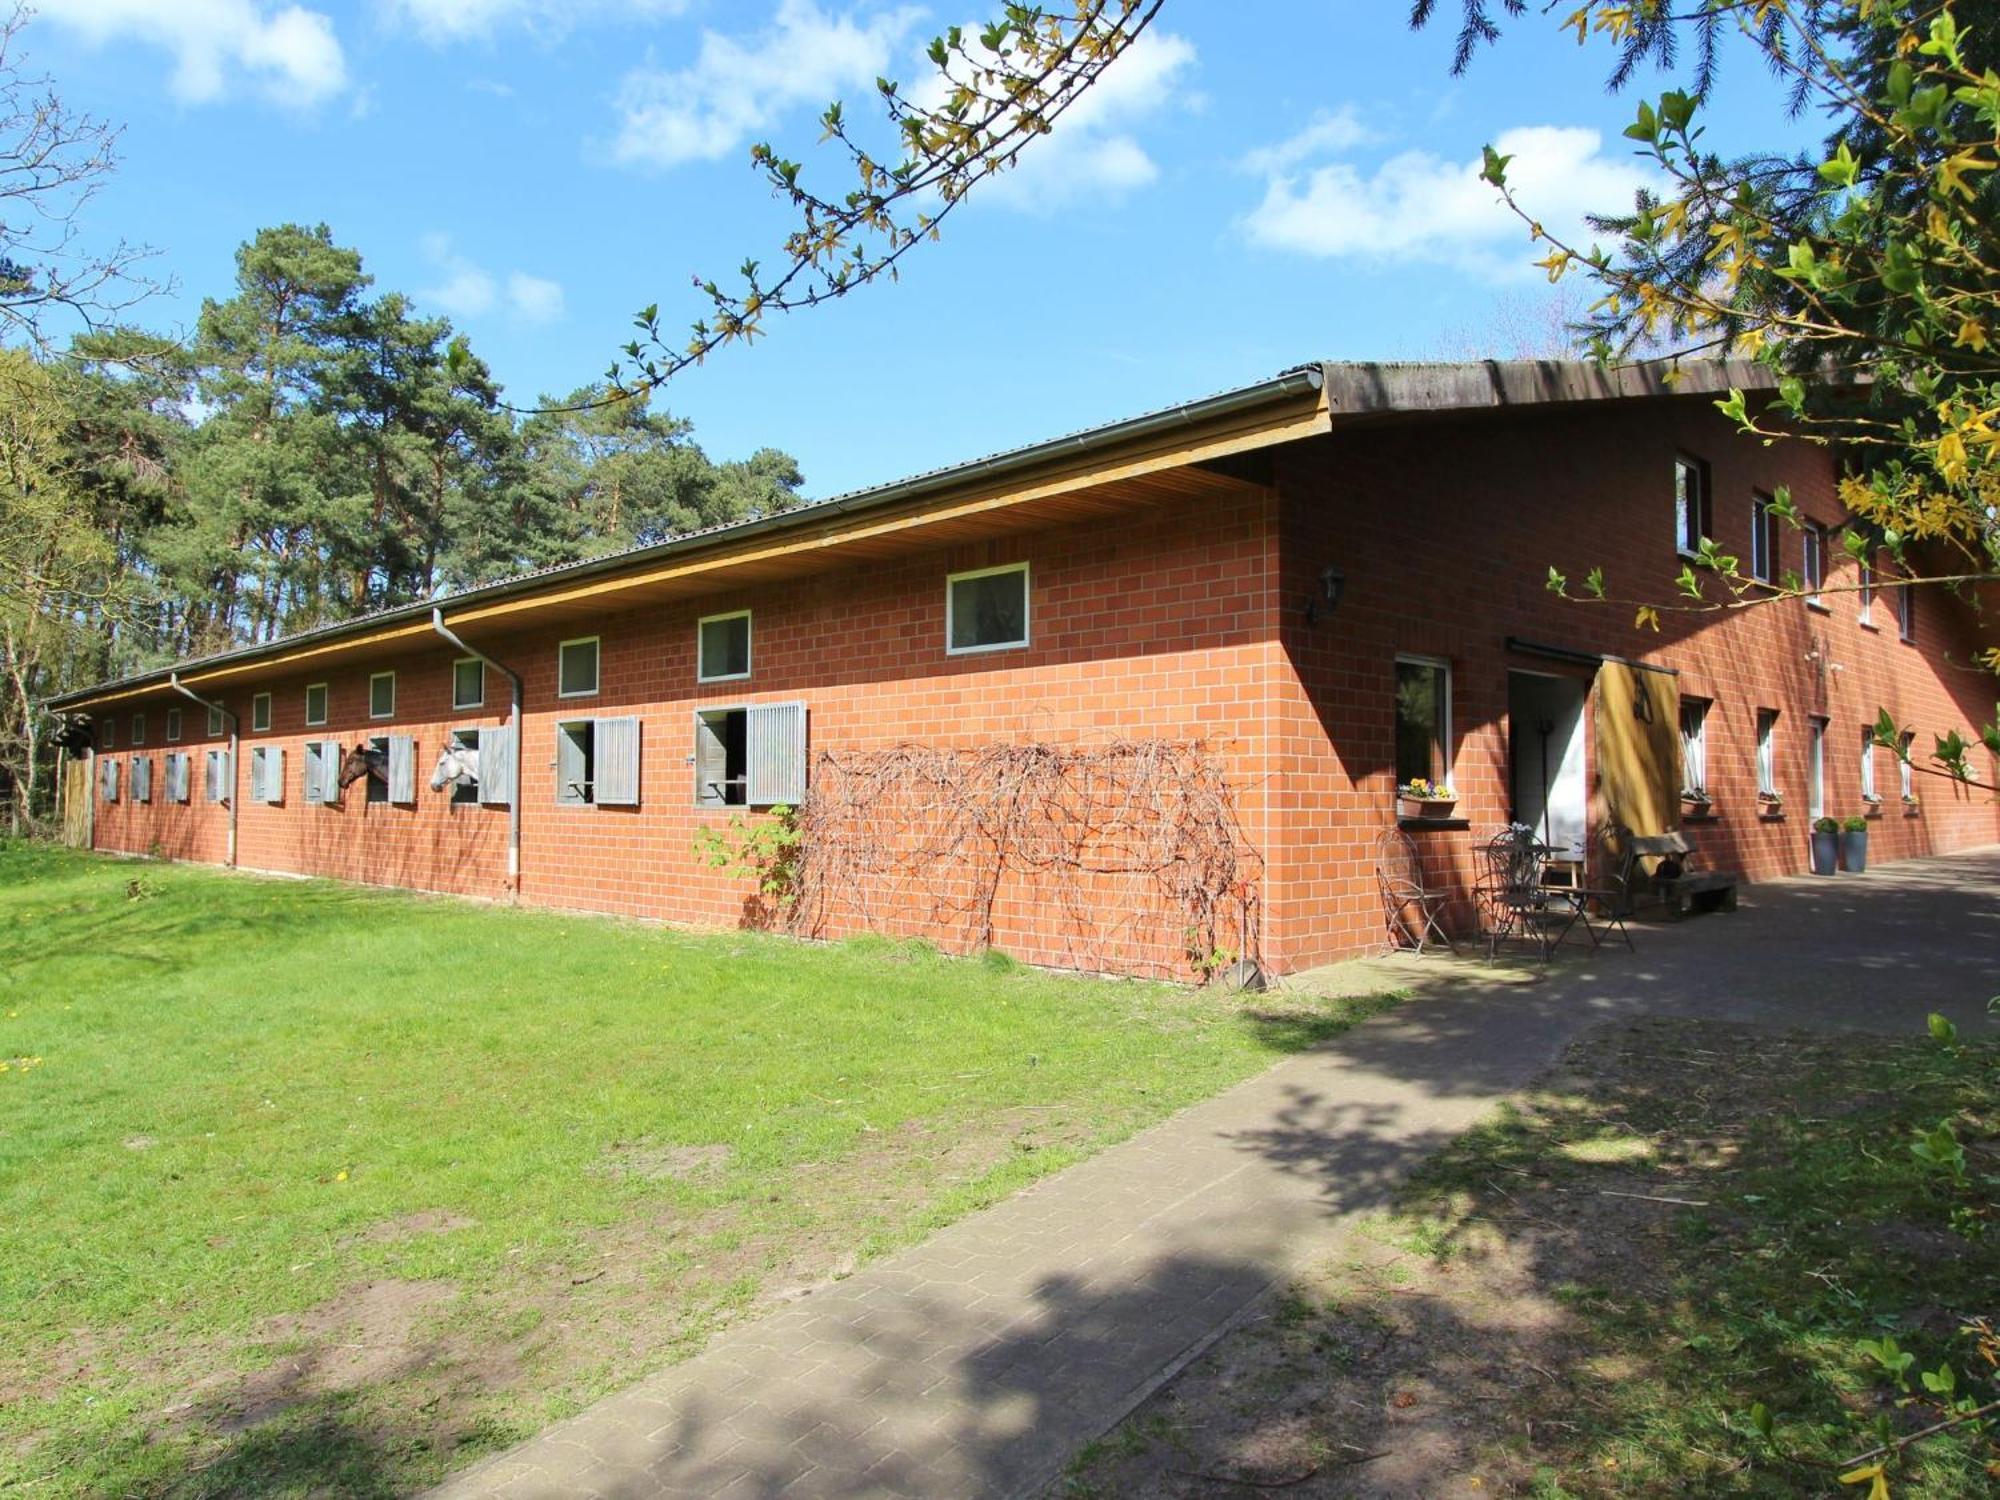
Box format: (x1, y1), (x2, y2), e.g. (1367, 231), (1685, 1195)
(1510, 673), (1589, 859)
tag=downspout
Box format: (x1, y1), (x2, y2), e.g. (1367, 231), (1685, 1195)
(170, 673), (236, 867)
(431, 607), (523, 893)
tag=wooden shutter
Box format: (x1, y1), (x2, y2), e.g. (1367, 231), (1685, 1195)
(167, 754), (187, 804)
(746, 702), (807, 806)
(479, 723), (513, 806)
(264, 746), (285, 803)
(595, 716), (641, 806)
(133, 757), (151, 804)
(102, 758), (118, 802)
(694, 713), (728, 806)
(388, 735), (416, 804)
(305, 743), (325, 803)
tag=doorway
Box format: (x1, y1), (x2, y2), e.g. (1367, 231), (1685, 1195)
(1510, 672), (1589, 860)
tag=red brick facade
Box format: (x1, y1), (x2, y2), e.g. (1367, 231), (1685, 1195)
(79, 387), (2000, 977)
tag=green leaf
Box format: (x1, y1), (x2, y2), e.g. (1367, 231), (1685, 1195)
(1479, 145), (1512, 188)
(1623, 99), (1659, 144)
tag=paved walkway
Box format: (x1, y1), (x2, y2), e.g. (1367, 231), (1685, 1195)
(434, 849), (2000, 1500)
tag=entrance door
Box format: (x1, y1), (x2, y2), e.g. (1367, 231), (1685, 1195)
(1509, 672), (1589, 860)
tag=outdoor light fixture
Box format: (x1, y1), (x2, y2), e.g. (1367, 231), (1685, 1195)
(1305, 564), (1346, 625)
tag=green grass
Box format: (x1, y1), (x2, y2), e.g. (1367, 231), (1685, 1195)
(0, 842), (1398, 1497)
(1399, 1019), (2000, 1495)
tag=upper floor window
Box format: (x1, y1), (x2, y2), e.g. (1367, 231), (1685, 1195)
(1897, 582), (1916, 643)
(1750, 492), (1779, 582)
(697, 611), (752, 683)
(558, 636), (600, 698)
(453, 657), (485, 711)
(1857, 558), (1874, 625)
(1802, 523), (1826, 604)
(130, 711), (146, 746)
(1395, 655), (1453, 789)
(369, 671), (396, 720)
(166, 706), (182, 742)
(1679, 697), (1710, 800)
(252, 693), (272, 733)
(305, 682), (329, 727)
(946, 563), (1030, 655)
(207, 703), (225, 737)
(1674, 456), (1712, 558)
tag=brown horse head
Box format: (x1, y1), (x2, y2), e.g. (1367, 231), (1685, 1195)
(338, 743), (385, 788)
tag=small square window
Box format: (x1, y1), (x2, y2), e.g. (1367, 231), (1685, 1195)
(305, 682), (328, 727)
(252, 693), (272, 733)
(1674, 457), (1711, 558)
(558, 637), (600, 698)
(131, 711), (146, 746)
(698, 612), (752, 683)
(207, 703), (225, 737)
(452, 657), (485, 710)
(165, 707), (182, 742)
(369, 671), (396, 720)
(1394, 656), (1452, 788)
(447, 728), (481, 804)
(946, 563), (1029, 654)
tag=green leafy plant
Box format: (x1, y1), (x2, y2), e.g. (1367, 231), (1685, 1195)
(1842, 815), (1870, 833)
(1814, 816), (1840, 835)
(692, 803), (803, 915)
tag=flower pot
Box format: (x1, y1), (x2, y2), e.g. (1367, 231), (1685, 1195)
(1398, 797), (1457, 820)
(1809, 829), (1839, 875)
(1841, 829), (1868, 873)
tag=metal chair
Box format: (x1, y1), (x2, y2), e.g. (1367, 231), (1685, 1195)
(1375, 826), (1452, 955)
(1475, 825), (1576, 962)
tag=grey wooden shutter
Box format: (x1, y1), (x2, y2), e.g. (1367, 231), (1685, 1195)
(207, 750), (228, 803)
(556, 724), (587, 804)
(169, 754), (188, 804)
(305, 743), (325, 803)
(259, 746), (284, 803)
(746, 702), (808, 806)
(693, 713), (728, 807)
(388, 735), (415, 804)
(595, 716), (641, 806)
(133, 757), (151, 804)
(479, 723), (513, 806)
(101, 757), (116, 802)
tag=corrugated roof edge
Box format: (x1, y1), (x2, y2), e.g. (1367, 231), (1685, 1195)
(47, 356), (1769, 710)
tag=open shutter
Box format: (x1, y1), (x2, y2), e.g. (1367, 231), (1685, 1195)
(595, 716), (641, 806)
(693, 713), (728, 807)
(133, 757), (151, 804)
(746, 702), (808, 806)
(479, 722), (514, 806)
(388, 735), (415, 803)
(306, 743), (326, 803)
(265, 746), (285, 803)
(101, 758), (118, 802)
(168, 754), (186, 804)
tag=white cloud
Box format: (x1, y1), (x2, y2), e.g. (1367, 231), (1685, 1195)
(420, 235), (567, 324)
(389, 0), (691, 45)
(975, 29), (1198, 211)
(37, 0), (347, 106)
(1239, 108), (1374, 177)
(1240, 122), (1656, 281)
(611, 0), (922, 170)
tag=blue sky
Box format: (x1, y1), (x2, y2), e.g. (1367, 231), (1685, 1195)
(33, 1), (1816, 497)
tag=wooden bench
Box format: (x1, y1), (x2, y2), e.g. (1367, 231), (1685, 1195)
(1613, 830), (1741, 920)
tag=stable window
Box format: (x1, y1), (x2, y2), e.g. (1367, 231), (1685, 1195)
(694, 702), (808, 808)
(100, 757), (118, 802)
(250, 745), (284, 804)
(131, 711), (145, 746)
(204, 749), (231, 803)
(946, 563), (1029, 654)
(207, 703), (225, 737)
(166, 707), (182, 743)
(131, 756), (151, 804)
(252, 693), (272, 733)
(1679, 698), (1710, 800)
(555, 719), (638, 806)
(304, 740), (338, 804)
(1900, 732), (1917, 800)
(1897, 583), (1916, 642)
(452, 657), (485, 711)
(305, 682), (328, 727)
(447, 728), (482, 805)
(1860, 725), (1879, 802)
(1394, 655), (1452, 788)
(1674, 456), (1712, 558)
(369, 671), (396, 720)
(364, 735), (389, 804)
(1756, 709), (1779, 798)
(558, 637), (600, 699)
(166, 752), (191, 804)
(1802, 524), (1826, 604)
(478, 724), (514, 808)
(697, 611), (752, 683)
(1750, 493), (1778, 583)
(1808, 715), (1827, 821)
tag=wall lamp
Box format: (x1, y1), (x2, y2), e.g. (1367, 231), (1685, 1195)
(1304, 564), (1346, 625)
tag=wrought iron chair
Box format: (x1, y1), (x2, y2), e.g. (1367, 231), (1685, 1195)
(1375, 826), (1452, 955)
(1475, 825), (1576, 962)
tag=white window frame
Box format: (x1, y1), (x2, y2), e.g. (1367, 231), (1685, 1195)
(1673, 455), (1710, 559)
(696, 610), (753, 684)
(1394, 653), (1455, 788)
(1756, 708), (1779, 798)
(252, 692), (272, 733)
(369, 671), (396, 721)
(1750, 493), (1776, 583)
(1802, 523), (1826, 605)
(304, 682), (329, 727)
(557, 636), (601, 699)
(1900, 732), (1917, 800)
(1860, 725), (1879, 802)
(207, 703), (225, 737)
(165, 706), (182, 743)
(1857, 559), (1875, 626)
(452, 656), (486, 711)
(945, 561), (1031, 656)
(1897, 583), (1916, 643)
(1808, 715), (1827, 822)
(1679, 697), (1710, 800)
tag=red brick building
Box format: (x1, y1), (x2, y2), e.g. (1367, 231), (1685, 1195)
(52, 361), (2000, 978)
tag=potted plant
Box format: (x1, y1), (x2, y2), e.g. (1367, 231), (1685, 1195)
(1758, 790), (1785, 817)
(1397, 778), (1458, 820)
(1840, 815), (1870, 873)
(1810, 816), (1840, 875)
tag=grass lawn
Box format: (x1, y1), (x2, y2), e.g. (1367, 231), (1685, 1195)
(0, 842), (1395, 1498)
(1062, 1014), (2000, 1498)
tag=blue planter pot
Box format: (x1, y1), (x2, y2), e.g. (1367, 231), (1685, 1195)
(1810, 830), (1839, 875)
(1841, 830), (1868, 873)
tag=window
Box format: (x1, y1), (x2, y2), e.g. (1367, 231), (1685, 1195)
(1857, 559), (1875, 626)
(557, 720), (596, 804)
(697, 611), (752, 683)
(365, 735), (389, 804)
(1802, 523), (1826, 605)
(166, 752), (191, 804)
(1679, 698), (1710, 800)
(452, 657), (485, 711)
(1750, 493), (1779, 583)
(166, 707), (182, 743)
(131, 711), (146, 746)
(131, 756), (151, 804)
(252, 693), (272, 733)
(695, 702), (808, 808)
(558, 637), (600, 699)
(1674, 456), (1712, 557)
(207, 703), (225, 737)
(369, 671), (396, 720)
(305, 682), (329, 727)
(205, 748), (231, 804)
(1756, 709), (1779, 799)
(100, 757), (118, 802)
(1860, 725), (1879, 802)
(249, 745), (283, 804)
(946, 563), (1030, 654)
(304, 740), (339, 804)
(1394, 656), (1452, 788)
(1900, 732), (1917, 801)
(1897, 582), (1916, 643)
(1808, 716), (1827, 821)
(100, 719), (112, 750)
(448, 728), (481, 805)
(554, 720), (641, 806)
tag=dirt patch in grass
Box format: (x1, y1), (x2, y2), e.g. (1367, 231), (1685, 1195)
(1060, 1016), (2000, 1498)
(338, 1210), (478, 1248)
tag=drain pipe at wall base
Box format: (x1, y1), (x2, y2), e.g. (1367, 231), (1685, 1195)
(169, 673), (237, 867)
(431, 607), (524, 893)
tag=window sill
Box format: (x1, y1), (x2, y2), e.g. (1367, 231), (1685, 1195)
(1398, 816), (1469, 831)
(1857, 618), (1880, 633)
(1682, 810), (1720, 825)
(1804, 598), (1830, 614)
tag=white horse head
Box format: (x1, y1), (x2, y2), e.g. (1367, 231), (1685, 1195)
(430, 740), (480, 792)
